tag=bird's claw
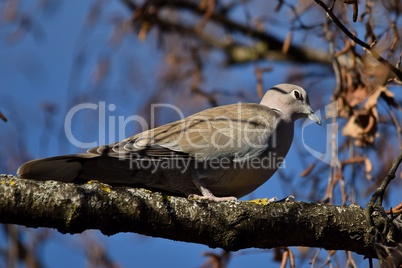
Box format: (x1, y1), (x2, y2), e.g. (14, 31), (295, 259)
(188, 194), (237, 202)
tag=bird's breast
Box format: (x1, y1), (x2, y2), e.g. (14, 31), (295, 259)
(201, 121), (295, 197)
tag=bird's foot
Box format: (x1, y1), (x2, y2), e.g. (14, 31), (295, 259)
(188, 194), (237, 202)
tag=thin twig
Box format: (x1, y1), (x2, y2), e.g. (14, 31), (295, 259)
(388, 108), (402, 149)
(196, 0), (215, 32)
(254, 66), (273, 98)
(346, 250), (357, 268)
(0, 111), (7, 122)
(280, 250), (289, 268)
(370, 151), (402, 206)
(313, 0), (402, 81)
(364, 150), (402, 257)
(310, 248), (321, 267)
(385, 201), (402, 215)
(315, 0), (369, 48)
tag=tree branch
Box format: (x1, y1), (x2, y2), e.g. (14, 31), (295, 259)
(370, 150), (402, 206)
(123, 0), (331, 65)
(2, 175), (400, 258)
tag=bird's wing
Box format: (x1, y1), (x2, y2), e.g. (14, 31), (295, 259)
(88, 103), (281, 161)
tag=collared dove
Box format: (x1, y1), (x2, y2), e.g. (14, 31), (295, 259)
(18, 83), (321, 201)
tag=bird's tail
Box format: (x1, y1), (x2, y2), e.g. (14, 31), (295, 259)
(17, 154), (95, 182)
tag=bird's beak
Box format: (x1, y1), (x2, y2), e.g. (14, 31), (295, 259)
(302, 102), (321, 125)
(308, 112), (321, 125)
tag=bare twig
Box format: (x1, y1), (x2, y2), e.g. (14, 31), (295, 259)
(254, 66), (273, 98)
(388, 108), (402, 149)
(313, 0), (402, 81)
(0, 111), (7, 122)
(346, 250), (357, 268)
(280, 249), (289, 268)
(365, 151), (402, 260)
(387, 20), (399, 59)
(370, 151), (402, 206)
(196, 0), (215, 32)
(385, 202), (402, 216)
(310, 248), (321, 267)
(279, 247), (295, 268)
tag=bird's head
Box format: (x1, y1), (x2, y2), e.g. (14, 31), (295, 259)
(260, 83), (321, 125)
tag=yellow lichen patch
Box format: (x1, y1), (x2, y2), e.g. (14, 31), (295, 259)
(139, 188), (153, 194)
(65, 204), (78, 229)
(0, 176), (15, 186)
(187, 195), (198, 201)
(1, 179), (16, 186)
(87, 180), (100, 184)
(248, 198), (270, 205)
(99, 184), (111, 193)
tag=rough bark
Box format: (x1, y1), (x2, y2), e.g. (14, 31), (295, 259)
(0, 175), (394, 259)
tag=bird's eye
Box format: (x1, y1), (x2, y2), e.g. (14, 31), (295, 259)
(293, 90), (303, 100)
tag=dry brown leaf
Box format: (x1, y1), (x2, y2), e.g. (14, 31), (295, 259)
(362, 55), (391, 85)
(345, 85), (368, 107)
(365, 86), (383, 110)
(378, 86), (398, 108)
(337, 98), (351, 118)
(342, 109), (377, 146)
(342, 85), (398, 146)
(365, 86), (398, 119)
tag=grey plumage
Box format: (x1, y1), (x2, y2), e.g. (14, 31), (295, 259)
(18, 83), (321, 201)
